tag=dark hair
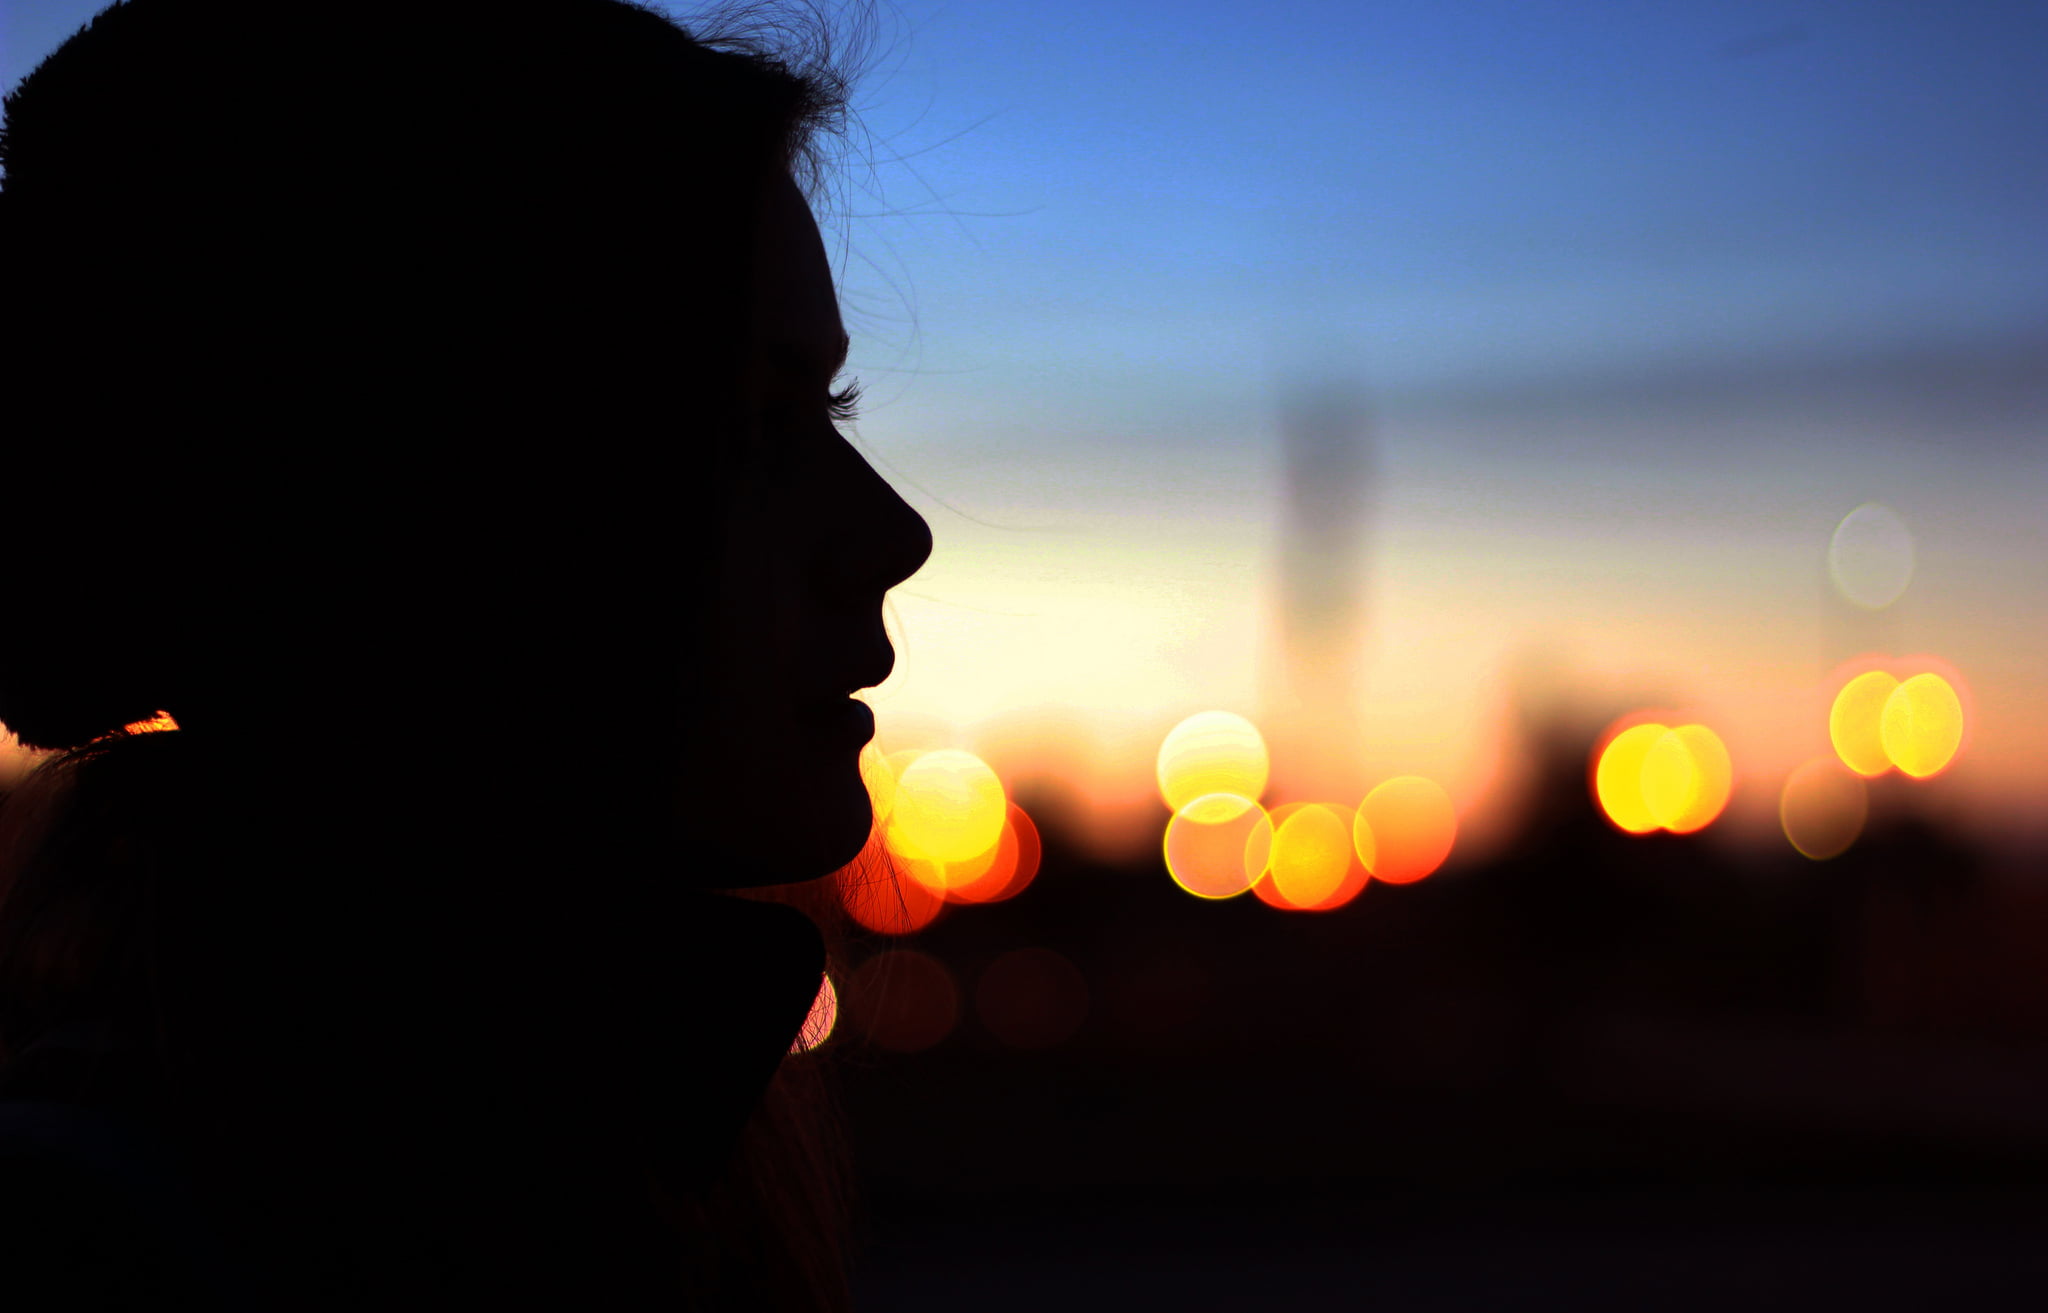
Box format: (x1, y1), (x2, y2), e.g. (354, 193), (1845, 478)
(0, 1), (874, 1307)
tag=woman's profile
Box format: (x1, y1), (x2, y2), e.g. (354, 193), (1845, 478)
(0, 0), (930, 1307)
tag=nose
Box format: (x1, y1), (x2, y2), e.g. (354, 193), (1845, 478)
(827, 438), (932, 597)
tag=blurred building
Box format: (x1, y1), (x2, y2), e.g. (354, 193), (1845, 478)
(1265, 379), (1375, 803)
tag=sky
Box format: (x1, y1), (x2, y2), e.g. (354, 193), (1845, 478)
(6, 0), (2044, 863)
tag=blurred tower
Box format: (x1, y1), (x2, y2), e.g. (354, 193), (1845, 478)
(1265, 379), (1375, 803)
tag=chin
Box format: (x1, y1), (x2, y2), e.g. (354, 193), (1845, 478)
(686, 756), (875, 888)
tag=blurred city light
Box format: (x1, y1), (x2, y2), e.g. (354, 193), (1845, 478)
(1830, 671), (1901, 778)
(946, 803), (1042, 904)
(846, 949), (959, 1053)
(1248, 801), (1370, 912)
(859, 742), (899, 822)
(976, 947), (1090, 1049)
(1156, 711), (1269, 822)
(1594, 722), (1669, 835)
(1779, 757), (1869, 860)
(1881, 672), (1965, 780)
(888, 749), (1008, 863)
(1268, 802), (1353, 907)
(1355, 775), (1458, 882)
(789, 972), (838, 1054)
(1827, 502), (1916, 610)
(836, 843), (945, 936)
(1594, 718), (1732, 837)
(1162, 794), (1267, 900)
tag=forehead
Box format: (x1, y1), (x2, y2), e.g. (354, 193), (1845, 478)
(752, 173), (846, 376)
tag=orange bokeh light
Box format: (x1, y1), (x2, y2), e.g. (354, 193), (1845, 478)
(1780, 756), (1868, 860)
(845, 949), (960, 1053)
(948, 804), (1042, 904)
(1355, 775), (1457, 883)
(1248, 802), (1368, 912)
(835, 835), (945, 936)
(1592, 715), (1733, 836)
(1162, 794), (1267, 900)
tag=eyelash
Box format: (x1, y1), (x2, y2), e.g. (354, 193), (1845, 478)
(827, 377), (864, 424)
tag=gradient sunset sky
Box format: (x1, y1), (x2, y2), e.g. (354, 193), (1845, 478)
(7, 0), (2042, 862)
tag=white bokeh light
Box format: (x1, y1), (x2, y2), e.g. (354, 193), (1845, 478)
(1827, 503), (1916, 610)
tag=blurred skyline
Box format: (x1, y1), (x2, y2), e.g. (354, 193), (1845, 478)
(5, 0), (2042, 860)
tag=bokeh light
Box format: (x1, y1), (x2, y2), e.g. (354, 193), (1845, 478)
(1267, 803), (1353, 907)
(1355, 775), (1457, 883)
(1594, 718), (1732, 836)
(948, 804), (1043, 904)
(1249, 802), (1368, 911)
(845, 950), (959, 1053)
(1156, 711), (1269, 822)
(1828, 502), (1915, 610)
(1594, 722), (1667, 834)
(1881, 673), (1965, 780)
(859, 742), (899, 823)
(836, 844), (945, 936)
(1162, 794), (1267, 900)
(1780, 757), (1869, 860)
(1830, 671), (1900, 778)
(977, 947), (1090, 1049)
(1646, 725), (1732, 834)
(121, 711), (179, 735)
(888, 749), (1008, 864)
(789, 972), (838, 1054)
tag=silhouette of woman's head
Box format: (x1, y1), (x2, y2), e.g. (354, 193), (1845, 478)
(0, 0), (929, 882)
(0, 1), (927, 1302)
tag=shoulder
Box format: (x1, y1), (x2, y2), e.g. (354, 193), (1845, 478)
(0, 1099), (247, 1309)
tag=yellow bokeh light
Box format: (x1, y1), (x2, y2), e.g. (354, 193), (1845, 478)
(1649, 725), (1732, 834)
(1162, 795), (1267, 900)
(1156, 711), (1269, 822)
(1829, 671), (1899, 778)
(888, 749), (1007, 864)
(1595, 718), (1732, 836)
(1779, 757), (1868, 860)
(1356, 775), (1457, 884)
(859, 742), (900, 822)
(1594, 723), (1666, 835)
(1267, 804), (1352, 908)
(1881, 673), (1964, 780)
(790, 973), (838, 1054)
